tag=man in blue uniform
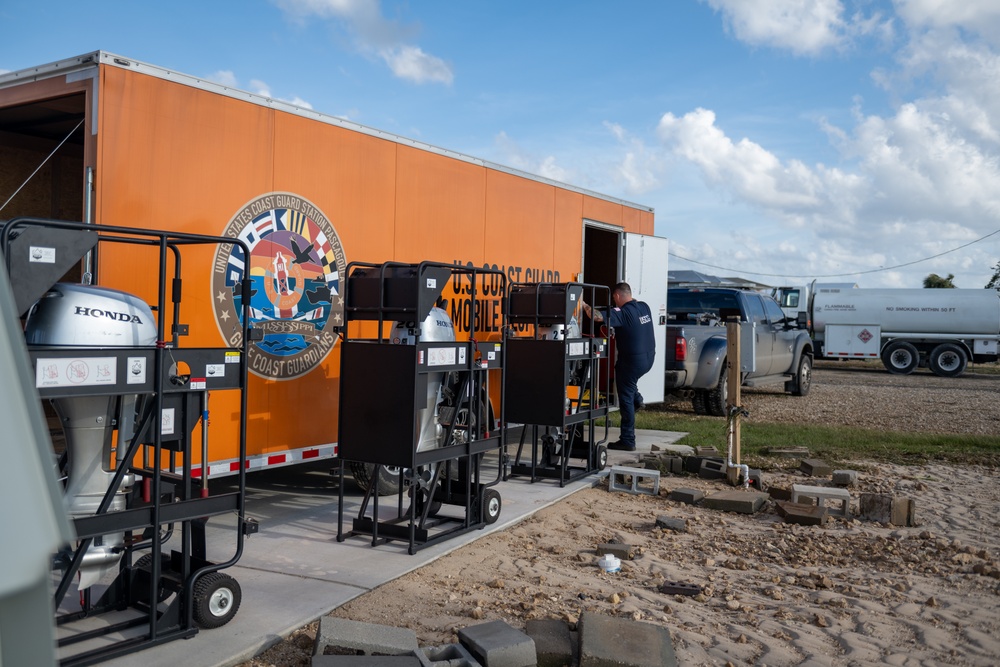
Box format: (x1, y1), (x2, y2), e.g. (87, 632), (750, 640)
(582, 282), (655, 451)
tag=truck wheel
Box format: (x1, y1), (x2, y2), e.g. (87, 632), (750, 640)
(192, 572), (241, 629)
(350, 462), (402, 496)
(788, 354), (813, 396)
(706, 367), (728, 417)
(881, 341), (919, 375)
(929, 343), (967, 377)
(691, 390), (708, 415)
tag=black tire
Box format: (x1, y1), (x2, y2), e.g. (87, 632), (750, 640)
(482, 488), (502, 525)
(706, 366), (728, 417)
(595, 445), (608, 471)
(350, 461), (401, 496)
(929, 343), (967, 377)
(881, 341), (919, 375)
(788, 354), (813, 396)
(192, 572), (241, 629)
(691, 390), (708, 415)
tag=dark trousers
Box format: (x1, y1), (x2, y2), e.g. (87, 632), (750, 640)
(616, 352), (655, 446)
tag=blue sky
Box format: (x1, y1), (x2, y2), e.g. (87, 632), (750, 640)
(2, 0), (999, 289)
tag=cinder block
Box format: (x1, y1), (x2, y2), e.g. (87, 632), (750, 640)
(667, 487), (704, 505)
(863, 496), (917, 527)
(775, 500), (828, 526)
(799, 458), (833, 477)
(608, 466), (660, 496)
(578, 612), (677, 667)
(458, 619), (536, 667)
(314, 657), (423, 666)
(694, 445), (718, 456)
(314, 617), (418, 657)
(596, 543), (635, 560)
(684, 456), (723, 474)
(832, 470), (858, 487)
(655, 516), (687, 533)
(768, 486), (793, 501)
(664, 456), (684, 475)
(791, 484), (851, 518)
(414, 644), (482, 667)
(659, 581), (701, 596)
(748, 469), (763, 489)
(525, 619), (573, 667)
(698, 458), (727, 480)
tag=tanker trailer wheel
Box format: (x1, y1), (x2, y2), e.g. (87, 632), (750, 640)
(881, 341), (919, 375)
(929, 343), (967, 378)
(350, 462), (402, 496)
(787, 354), (813, 396)
(706, 365), (729, 417)
(192, 572), (242, 629)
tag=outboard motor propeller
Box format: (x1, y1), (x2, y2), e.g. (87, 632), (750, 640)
(26, 283), (157, 588)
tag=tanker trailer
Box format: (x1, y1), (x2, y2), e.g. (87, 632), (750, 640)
(811, 287), (1000, 376)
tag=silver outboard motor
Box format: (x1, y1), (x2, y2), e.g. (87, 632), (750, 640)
(25, 283), (156, 588)
(396, 306), (457, 452)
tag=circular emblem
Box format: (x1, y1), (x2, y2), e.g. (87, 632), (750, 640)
(212, 192), (347, 380)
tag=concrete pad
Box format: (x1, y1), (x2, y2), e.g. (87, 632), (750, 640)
(702, 490), (769, 514)
(525, 619), (573, 667)
(578, 612), (677, 667)
(94, 427), (686, 667)
(458, 619), (535, 667)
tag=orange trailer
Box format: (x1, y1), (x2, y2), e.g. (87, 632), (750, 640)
(0, 51), (667, 478)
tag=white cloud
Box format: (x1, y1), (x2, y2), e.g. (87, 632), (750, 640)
(702, 0), (882, 56)
(604, 122), (662, 195)
(493, 132), (572, 184)
(274, 0), (453, 85)
(380, 45), (453, 85)
(207, 70), (239, 88)
(205, 72), (312, 109)
(894, 0), (1000, 43)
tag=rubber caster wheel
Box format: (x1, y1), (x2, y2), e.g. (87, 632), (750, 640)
(193, 571), (242, 629)
(596, 445), (608, 470)
(483, 488), (502, 525)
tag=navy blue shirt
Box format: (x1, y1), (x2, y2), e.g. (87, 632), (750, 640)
(605, 300), (655, 359)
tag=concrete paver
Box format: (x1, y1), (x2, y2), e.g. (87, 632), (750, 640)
(97, 429), (685, 667)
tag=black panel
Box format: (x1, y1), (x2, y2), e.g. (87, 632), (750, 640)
(505, 339), (567, 426)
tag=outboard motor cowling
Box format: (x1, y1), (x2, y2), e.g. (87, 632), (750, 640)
(26, 284), (157, 589)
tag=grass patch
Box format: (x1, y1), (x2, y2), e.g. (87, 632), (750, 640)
(622, 411), (1000, 468)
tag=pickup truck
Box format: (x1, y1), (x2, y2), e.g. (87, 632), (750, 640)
(664, 288), (814, 415)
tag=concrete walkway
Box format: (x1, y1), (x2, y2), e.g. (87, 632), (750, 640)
(92, 429), (687, 667)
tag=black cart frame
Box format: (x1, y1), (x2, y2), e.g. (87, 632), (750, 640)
(1, 217), (254, 667)
(504, 282), (612, 486)
(336, 261), (507, 554)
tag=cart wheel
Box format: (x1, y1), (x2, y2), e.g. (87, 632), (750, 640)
(483, 488), (502, 525)
(193, 572), (242, 629)
(596, 445), (608, 470)
(134, 553), (171, 603)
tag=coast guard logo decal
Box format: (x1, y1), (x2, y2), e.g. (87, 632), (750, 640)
(212, 192), (346, 380)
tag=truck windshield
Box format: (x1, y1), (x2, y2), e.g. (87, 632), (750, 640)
(668, 292), (741, 321)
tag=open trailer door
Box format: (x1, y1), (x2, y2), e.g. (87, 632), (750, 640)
(623, 233), (668, 404)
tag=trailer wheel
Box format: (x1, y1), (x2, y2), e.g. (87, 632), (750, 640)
(929, 343), (967, 377)
(881, 341), (919, 375)
(788, 354), (813, 396)
(192, 572), (241, 629)
(350, 462), (401, 496)
(482, 488), (502, 525)
(706, 366), (728, 417)
(691, 390), (708, 415)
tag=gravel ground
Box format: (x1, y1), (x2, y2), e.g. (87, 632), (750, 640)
(240, 363), (1000, 667)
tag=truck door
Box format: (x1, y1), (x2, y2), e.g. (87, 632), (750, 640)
(763, 296), (795, 375)
(622, 233), (668, 404)
(743, 294), (774, 375)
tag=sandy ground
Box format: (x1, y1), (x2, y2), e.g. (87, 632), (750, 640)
(247, 460), (1000, 667)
